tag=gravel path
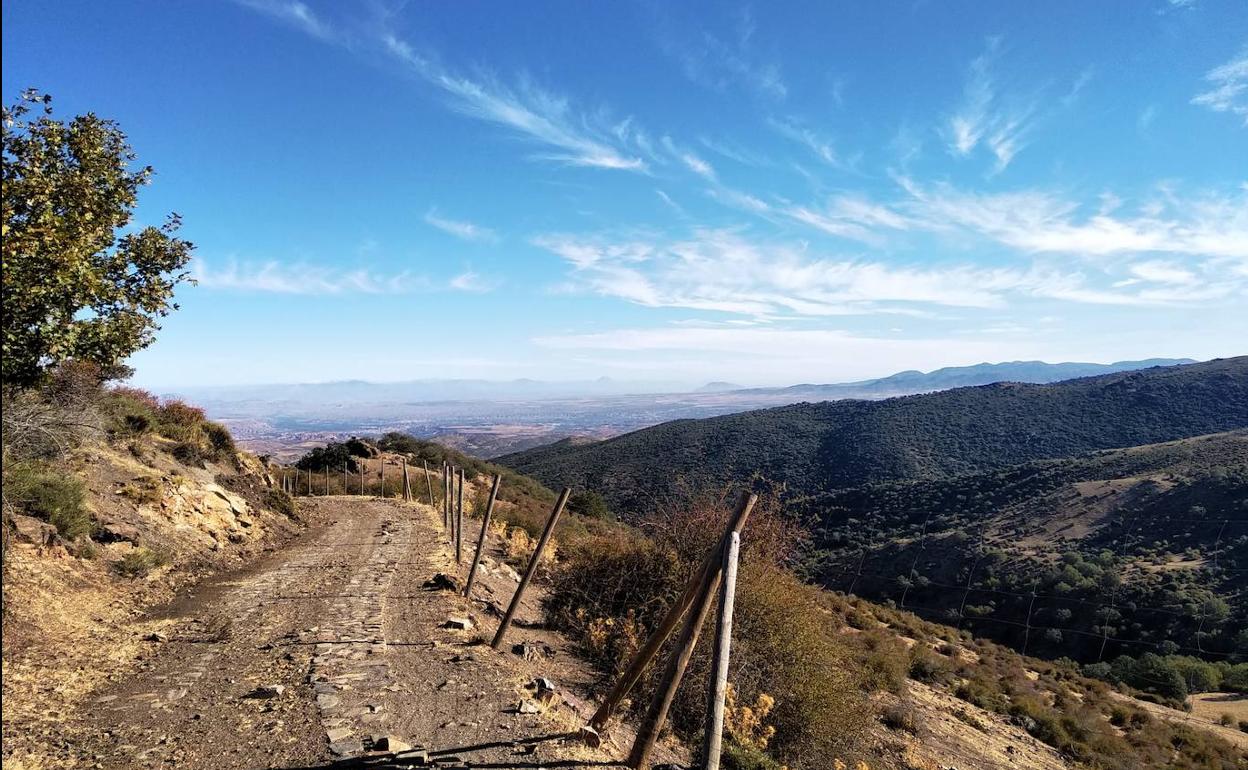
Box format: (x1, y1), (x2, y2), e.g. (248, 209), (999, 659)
(81, 497), (657, 769)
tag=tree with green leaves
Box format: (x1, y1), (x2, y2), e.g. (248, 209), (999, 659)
(2, 90), (193, 387)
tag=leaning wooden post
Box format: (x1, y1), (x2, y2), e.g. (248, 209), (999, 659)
(629, 565), (723, 769)
(402, 458), (411, 502)
(702, 532), (741, 770)
(590, 491), (757, 729)
(422, 460), (435, 505)
(491, 488), (570, 649)
(464, 474), (501, 597)
(455, 467), (465, 563)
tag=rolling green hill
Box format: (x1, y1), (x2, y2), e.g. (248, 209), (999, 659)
(498, 357), (1248, 515)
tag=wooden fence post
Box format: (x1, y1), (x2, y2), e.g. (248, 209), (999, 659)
(380, 461), (385, 498)
(343, 462), (348, 493)
(590, 492), (757, 729)
(359, 461), (365, 495)
(702, 532), (741, 770)
(444, 465), (451, 531)
(628, 567), (720, 770)
(463, 474), (500, 597)
(455, 467), (465, 563)
(491, 487), (570, 649)
(422, 460), (434, 505)
(402, 458), (411, 502)
(324, 466), (329, 496)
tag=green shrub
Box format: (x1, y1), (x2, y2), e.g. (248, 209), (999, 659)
(908, 645), (952, 684)
(858, 631), (909, 694)
(172, 440), (204, 467)
(115, 546), (168, 577)
(155, 400), (205, 440)
(3, 462), (93, 539)
(721, 742), (786, 770)
(880, 701), (919, 733)
(262, 488), (296, 518)
(201, 421), (235, 459)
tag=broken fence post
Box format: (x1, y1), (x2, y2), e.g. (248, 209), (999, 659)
(589, 491), (757, 730)
(702, 531), (741, 770)
(491, 487), (570, 649)
(463, 474), (501, 597)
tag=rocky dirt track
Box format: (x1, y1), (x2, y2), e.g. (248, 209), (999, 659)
(76, 496), (655, 769)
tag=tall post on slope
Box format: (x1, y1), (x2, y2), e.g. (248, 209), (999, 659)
(491, 487), (570, 650)
(702, 532), (741, 770)
(464, 474), (501, 597)
(402, 458), (411, 502)
(422, 459), (434, 505)
(455, 467), (465, 563)
(344, 462), (348, 494)
(380, 460), (385, 498)
(590, 491), (757, 730)
(324, 466), (329, 496)
(359, 461), (365, 495)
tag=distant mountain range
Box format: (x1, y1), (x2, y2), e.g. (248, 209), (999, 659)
(727, 358), (1196, 399)
(497, 357), (1248, 514)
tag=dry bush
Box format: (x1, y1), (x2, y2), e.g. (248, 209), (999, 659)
(1, 362), (104, 461)
(546, 491), (870, 768)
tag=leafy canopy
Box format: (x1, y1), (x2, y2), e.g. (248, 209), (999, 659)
(2, 90), (194, 386)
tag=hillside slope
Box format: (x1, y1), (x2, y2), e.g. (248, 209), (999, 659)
(811, 430), (1248, 663)
(499, 357), (1248, 514)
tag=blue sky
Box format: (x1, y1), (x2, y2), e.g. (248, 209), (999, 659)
(3, 0), (1246, 388)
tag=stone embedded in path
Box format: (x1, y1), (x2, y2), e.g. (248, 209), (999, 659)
(367, 734), (412, 753)
(243, 685), (285, 699)
(442, 616), (474, 631)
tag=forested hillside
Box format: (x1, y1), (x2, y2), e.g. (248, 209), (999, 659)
(499, 357), (1248, 515)
(808, 430), (1248, 667)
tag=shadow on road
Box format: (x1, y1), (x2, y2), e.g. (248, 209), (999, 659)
(277, 731), (629, 770)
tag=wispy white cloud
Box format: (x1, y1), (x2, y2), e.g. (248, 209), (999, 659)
(768, 117), (847, 169)
(945, 38), (1040, 172)
(661, 136), (716, 180)
(424, 209), (498, 243)
(449, 269), (499, 293)
(1192, 45), (1248, 126)
(895, 178), (1248, 258)
(659, 8), (786, 100)
(232, 0), (334, 41)
(238, 1), (651, 172)
(535, 222), (1247, 319)
(193, 258), (418, 295)
(536, 228), (1020, 316)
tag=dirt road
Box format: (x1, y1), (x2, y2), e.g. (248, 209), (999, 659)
(79, 497), (652, 769)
